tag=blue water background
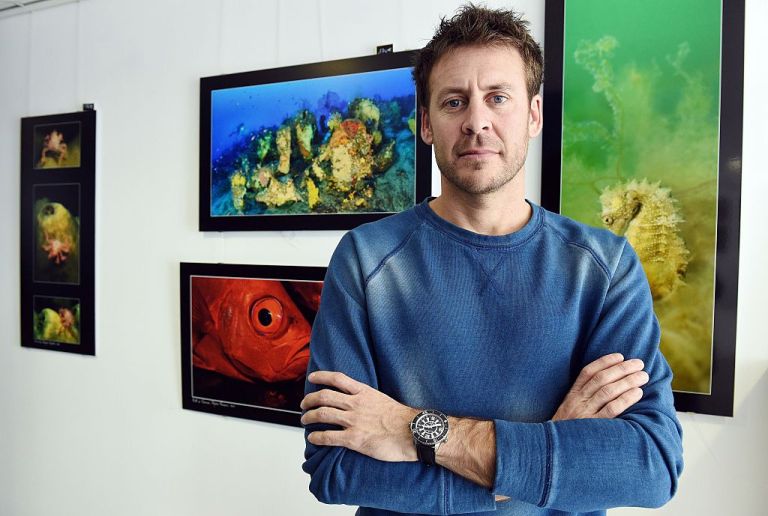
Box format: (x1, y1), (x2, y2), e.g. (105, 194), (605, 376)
(211, 66), (415, 162)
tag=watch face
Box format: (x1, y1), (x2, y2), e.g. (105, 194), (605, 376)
(411, 410), (448, 445)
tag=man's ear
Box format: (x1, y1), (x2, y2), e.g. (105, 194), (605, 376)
(528, 93), (543, 138)
(420, 107), (433, 145)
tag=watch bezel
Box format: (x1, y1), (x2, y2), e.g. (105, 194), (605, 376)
(410, 409), (449, 446)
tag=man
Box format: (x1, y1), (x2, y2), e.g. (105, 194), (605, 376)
(301, 5), (683, 515)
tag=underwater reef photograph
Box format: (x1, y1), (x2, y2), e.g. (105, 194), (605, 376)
(181, 263), (326, 426)
(208, 66), (417, 218)
(33, 184), (80, 285)
(33, 296), (80, 345)
(557, 0), (722, 394)
(33, 121), (81, 169)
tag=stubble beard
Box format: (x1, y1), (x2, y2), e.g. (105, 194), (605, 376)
(436, 135), (529, 196)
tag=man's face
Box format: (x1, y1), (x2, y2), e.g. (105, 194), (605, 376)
(420, 44), (542, 196)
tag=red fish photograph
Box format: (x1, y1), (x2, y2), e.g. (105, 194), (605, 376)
(180, 263), (325, 426)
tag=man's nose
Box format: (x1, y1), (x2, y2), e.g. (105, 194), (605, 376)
(461, 101), (491, 135)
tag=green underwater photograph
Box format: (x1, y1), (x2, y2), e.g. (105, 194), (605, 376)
(33, 121), (81, 169)
(558, 0), (723, 394)
(33, 296), (80, 345)
(33, 184), (80, 285)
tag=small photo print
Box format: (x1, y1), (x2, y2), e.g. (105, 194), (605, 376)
(32, 296), (80, 345)
(33, 121), (81, 169)
(32, 183), (80, 284)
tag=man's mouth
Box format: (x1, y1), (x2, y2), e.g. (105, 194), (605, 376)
(458, 148), (498, 158)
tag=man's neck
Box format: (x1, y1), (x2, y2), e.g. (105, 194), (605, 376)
(429, 174), (531, 236)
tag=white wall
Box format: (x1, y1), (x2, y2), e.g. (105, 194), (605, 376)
(0, 1), (764, 515)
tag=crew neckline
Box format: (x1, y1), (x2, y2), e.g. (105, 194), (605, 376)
(415, 197), (543, 249)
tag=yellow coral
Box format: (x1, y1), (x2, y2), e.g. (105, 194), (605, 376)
(276, 125), (291, 174)
(295, 121), (313, 159)
(328, 112), (342, 131)
(408, 116), (417, 135)
(230, 170), (248, 212)
(311, 161), (326, 181)
(330, 146), (354, 188)
(351, 98), (380, 132)
(319, 119), (374, 191)
(306, 178), (319, 209)
(255, 178), (302, 207)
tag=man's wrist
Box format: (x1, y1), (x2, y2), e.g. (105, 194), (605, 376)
(401, 406), (421, 462)
(435, 417), (496, 489)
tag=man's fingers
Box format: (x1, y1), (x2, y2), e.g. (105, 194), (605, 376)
(301, 406), (352, 427)
(570, 353), (625, 392)
(596, 387), (644, 418)
(552, 356), (648, 421)
(307, 371), (365, 395)
(586, 370), (649, 412)
(300, 388), (351, 411)
(306, 429), (349, 447)
(582, 358), (645, 398)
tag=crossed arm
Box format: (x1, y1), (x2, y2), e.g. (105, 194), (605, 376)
(302, 237), (682, 513)
(302, 353), (649, 494)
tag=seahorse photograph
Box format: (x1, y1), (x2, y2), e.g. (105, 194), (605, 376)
(33, 121), (81, 169)
(208, 66), (417, 217)
(189, 275), (323, 415)
(558, 0), (722, 393)
(33, 184), (80, 285)
(32, 296), (80, 345)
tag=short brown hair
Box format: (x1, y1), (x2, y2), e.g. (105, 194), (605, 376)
(413, 4), (544, 107)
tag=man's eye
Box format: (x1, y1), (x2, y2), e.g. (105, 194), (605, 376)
(445, 99), (463, 108)
(491, 95), (507, 104)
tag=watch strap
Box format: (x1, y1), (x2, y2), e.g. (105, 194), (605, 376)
(415, 441), (437, 466)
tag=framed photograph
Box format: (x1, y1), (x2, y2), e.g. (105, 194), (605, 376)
(32, 295), (81, 346)
(542, 0), (744, 416)
(20, 110), (96, 355)
(32, 183), (81, 285)
(199, 50), (431, 231)
(180, 262), (325, 426)
(33, 121), (81, 169)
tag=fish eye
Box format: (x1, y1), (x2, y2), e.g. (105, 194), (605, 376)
(603, 216), (614, 225)
(250, 296), (285, 336)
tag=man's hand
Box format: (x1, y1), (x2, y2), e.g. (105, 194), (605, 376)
(301, 353), (648, 480)
(301, 371), (419, 462)
(551, 353), (649, 421)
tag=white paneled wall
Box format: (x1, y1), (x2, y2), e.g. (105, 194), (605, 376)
(0, 1), (765, 514)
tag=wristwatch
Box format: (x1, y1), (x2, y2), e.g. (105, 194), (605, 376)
(410, 409), (449, 466)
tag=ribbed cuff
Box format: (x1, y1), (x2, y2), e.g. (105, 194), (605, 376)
(446, 466), (496, 514)
(493, 420), (552, 507)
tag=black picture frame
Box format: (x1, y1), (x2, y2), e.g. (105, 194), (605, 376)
(199, 50), (431, 231)
(20, 110), (96, 356)
(542, 0), (744, 416)
(180, 262), (326, 426)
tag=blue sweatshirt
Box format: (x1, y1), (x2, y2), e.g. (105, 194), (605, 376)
(303, 198), (683, 515)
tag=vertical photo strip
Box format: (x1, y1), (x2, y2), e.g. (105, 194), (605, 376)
(20, 110), (96, 355)
(542, 0), (744, 416)
(180, 263), (326, 426)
